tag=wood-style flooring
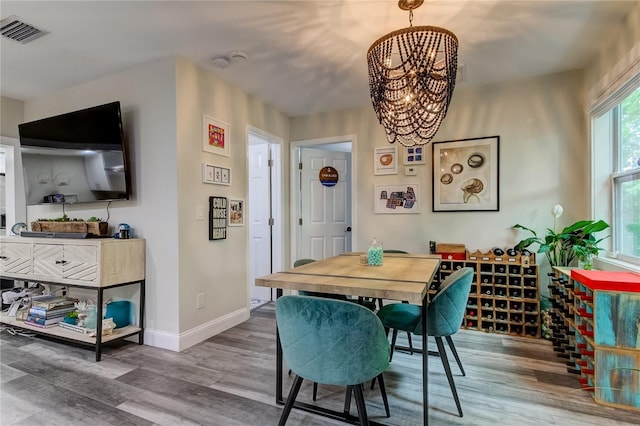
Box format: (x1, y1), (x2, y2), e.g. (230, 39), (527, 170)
(1, 302), (639, 426)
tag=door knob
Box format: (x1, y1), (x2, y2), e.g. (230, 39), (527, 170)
(345, 227), (352, 232)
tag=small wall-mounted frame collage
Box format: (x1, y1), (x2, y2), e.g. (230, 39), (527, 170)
(202, 162), (231, 185)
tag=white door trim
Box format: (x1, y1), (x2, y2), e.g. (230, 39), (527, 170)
(246, 125), (284, 303)
(289, 134), (357, 267)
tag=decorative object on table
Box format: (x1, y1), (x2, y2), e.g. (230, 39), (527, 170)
(202, 162), (231, 185)
(31, 215), (109, 236)
(367, 237), (384, 266)
(374, 184), (420, 214)
(209, 196), (227, 240)
(63, 310), (79, 325)
(228, 199), (244, 226)
(11, 222), (27, 235)
(513, 204), (610, 268)
(373, 146), (398, 175)
(105, 300), (131, 328)
(366, 0), (458, 147)
(202, 114), (230, 157)
(432, 136), (500, 212)
(114, 223), (132, 239)
(403, 146), (426, 165)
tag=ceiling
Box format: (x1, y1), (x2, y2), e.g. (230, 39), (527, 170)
(1, 1), (636, 117)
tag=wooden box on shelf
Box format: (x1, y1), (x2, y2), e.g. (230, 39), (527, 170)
(31, 220), (109, 236)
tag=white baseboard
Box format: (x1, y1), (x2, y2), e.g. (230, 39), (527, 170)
(142, 306), (250, 352)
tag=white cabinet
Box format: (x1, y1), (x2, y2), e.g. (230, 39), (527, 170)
(0, 236), (145, 361)
(0, 236), (144, 287)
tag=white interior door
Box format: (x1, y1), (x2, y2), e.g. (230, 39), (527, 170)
(248, 141), (273, 301)
(299, 147), (351, 260)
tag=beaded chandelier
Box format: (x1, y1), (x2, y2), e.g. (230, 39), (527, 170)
(367, 0), (458, 146)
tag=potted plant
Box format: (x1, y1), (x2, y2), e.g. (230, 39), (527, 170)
(513, 204), (610, 268)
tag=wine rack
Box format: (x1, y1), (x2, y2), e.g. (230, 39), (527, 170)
(432, 251), (540, 338)
(551, 268), (640, 411)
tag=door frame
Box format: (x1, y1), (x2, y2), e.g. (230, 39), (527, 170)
(289, 135), (357, 266)
(247, 125), (284, 302)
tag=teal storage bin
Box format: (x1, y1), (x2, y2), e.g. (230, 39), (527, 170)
(105, 300), (131, 328)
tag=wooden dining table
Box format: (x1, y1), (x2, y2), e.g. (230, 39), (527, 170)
(255, 252), (441, 425)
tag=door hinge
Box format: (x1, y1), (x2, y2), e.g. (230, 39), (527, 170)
(298, 218), (303, 225)
(269, 218), (275, 226)
(298, 162), (303, 170)
(268, 159), (274, 167)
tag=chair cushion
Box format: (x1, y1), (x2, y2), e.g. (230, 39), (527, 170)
(377, 302), (422, 332)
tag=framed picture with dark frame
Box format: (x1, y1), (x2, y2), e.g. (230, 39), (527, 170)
(432, 136), (500, 212)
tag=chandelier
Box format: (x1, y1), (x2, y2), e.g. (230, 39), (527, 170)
(367, 0), (458, 147)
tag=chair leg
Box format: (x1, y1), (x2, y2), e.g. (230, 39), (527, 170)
(344, 385), (353, 414)
(312, 382), (318, 401)
(389, 329), (398, 362)
(352, 384), (370, 426)
(278, 375), (304, 426)
(376, 373), (391, 418)
(436, 336), (463, 417)
(445, 335), (466, 376)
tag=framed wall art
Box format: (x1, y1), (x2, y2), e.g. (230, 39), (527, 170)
(432, 136), (500, 212)
(202, 115), (230, 157)
(202, 163), (231, 186)
(374, 146), (398, 175)
(209, 196), (228, 240)
(403, 146), (426, 165)
(228, 199), (244, 226)
(374, 183), (421, 214)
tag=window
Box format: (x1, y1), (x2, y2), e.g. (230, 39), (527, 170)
(613, 87), (640, 261)
(594, 84), (640, 265)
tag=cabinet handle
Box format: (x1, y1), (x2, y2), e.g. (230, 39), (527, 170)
(0, 256), (7, 260)
(55, 260), (68, 265)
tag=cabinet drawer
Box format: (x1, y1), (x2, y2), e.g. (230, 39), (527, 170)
(33, 243), (98, 282)
(0, 242), (32, 276)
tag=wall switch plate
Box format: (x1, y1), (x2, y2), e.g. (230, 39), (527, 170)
(196, 205), (205, 220)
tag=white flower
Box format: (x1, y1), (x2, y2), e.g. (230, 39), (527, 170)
(552, 204), (564, 219)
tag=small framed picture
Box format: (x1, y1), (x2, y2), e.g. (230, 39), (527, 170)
(202, 163), (231, 186)
(403, 146), (426, 165)
(374, 146), (398, 175)
(228, 199), (245, 226)
(202, 115), (230, 157)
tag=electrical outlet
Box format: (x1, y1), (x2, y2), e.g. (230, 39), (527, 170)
(197, 293), (205, 309)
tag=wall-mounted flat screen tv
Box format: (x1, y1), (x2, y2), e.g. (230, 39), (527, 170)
(18, 101), (132, 206)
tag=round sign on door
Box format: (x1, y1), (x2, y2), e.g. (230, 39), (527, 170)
(319, 166), (339, 187)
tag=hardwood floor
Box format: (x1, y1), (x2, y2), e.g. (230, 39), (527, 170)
(1, 302), (638, 426)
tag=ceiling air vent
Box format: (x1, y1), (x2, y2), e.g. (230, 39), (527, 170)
(1, 16), (47, 43)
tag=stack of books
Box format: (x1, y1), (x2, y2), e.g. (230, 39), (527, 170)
(25, 296), (78, 328)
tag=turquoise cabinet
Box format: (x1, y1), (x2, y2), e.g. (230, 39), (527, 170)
(571, 270), (640, 411)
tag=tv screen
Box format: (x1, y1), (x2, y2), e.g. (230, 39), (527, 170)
(18, 101), (131, 205)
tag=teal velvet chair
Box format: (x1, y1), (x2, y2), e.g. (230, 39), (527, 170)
(291, 258), (382, 407)
(276, 295), (391, 426)
(376, 267), (474, 417)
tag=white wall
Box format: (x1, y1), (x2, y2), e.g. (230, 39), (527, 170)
(22, 58), (181, 347)
(174, 58), (290, 341)
(17, 56), (290, 351)
(291, 70), (587, 279)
